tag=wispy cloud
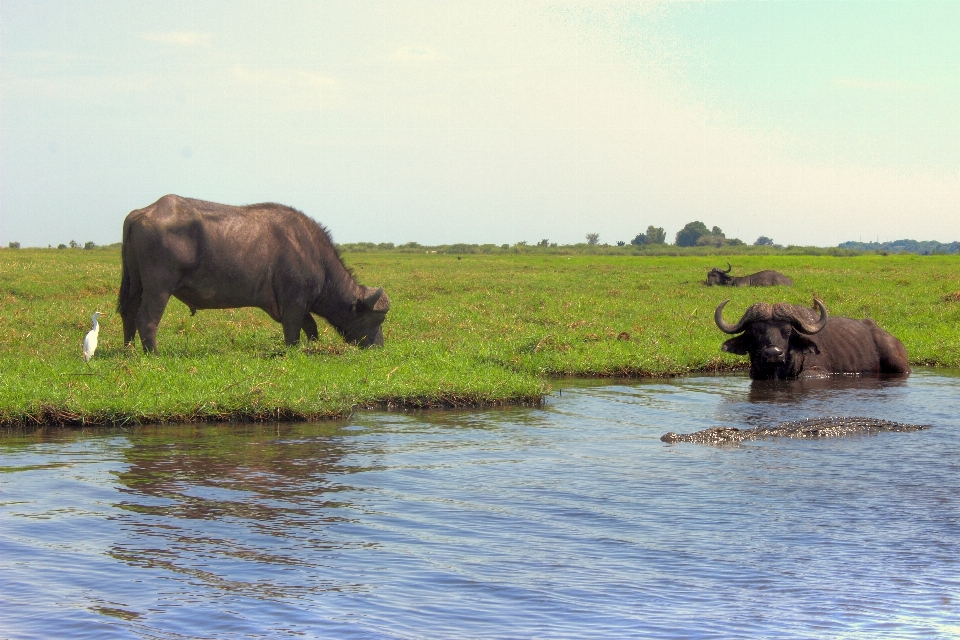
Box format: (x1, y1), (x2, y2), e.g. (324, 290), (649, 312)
(139, 32), (214, 47)
(390, 46), (443, 63)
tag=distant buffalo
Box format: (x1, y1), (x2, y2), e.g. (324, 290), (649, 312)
(714, 299), (910, 379)
(706, 263), (793, 287)
(118, 195), (390, 352)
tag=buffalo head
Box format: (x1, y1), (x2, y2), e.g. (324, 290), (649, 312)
(341, 286), (391, 347)
(706, 262), (733, 286)
(714, 299), (828, 379)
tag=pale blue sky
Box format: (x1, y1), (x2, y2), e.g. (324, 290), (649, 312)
(2, 1), (958, 247)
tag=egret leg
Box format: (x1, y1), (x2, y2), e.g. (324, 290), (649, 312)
(136, 290), (171, 352)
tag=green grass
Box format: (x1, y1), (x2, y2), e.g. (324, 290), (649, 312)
(1, 248), (958, 427)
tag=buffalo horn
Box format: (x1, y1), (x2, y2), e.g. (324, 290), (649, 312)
(790, 299), (828, 335)
(714, 300), (746, 334)
(362, 287), (387, 312)
(723, 262), (732, 274)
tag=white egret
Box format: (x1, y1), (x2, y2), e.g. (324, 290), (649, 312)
(82, 312), (104, 362)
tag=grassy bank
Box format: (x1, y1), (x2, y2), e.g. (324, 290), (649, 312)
(1, 248), (958, 427)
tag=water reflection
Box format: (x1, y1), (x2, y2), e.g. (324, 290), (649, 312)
(746, 374), (910, 405)
(115, 422), (356, 521)
(109, 422), (371, 600)
(1, 370), (958, 639)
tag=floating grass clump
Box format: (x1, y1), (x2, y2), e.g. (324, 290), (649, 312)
(1, 248), (958, 427)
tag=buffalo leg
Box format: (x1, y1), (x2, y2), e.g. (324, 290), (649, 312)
(136, 290), (171, 352)
(302, 313), (319, 341)
(119, 282), (142, 347)
(281, 310), (306, 346)
(122, 312), (138, 347)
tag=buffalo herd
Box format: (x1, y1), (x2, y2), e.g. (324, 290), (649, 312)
(116, 196), (910, 381)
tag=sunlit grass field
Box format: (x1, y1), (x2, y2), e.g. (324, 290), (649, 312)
(1, 248), (958, 427)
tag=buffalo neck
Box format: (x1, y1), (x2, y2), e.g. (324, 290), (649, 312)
(313, 254), (361, 331)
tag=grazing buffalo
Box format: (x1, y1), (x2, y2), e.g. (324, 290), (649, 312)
(706, 263), (793, 287)
(117, 195), (390, 352)
(714, 299), (910, 379)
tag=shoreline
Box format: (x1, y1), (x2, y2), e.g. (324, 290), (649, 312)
(2, 365), (754, 430)
(9, 363), (959, 430)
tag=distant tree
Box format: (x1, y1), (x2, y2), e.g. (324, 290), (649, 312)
(7, 242), (20, 249)
(645, 225), (666, 244)
(515, 240), (528, 246)
(586, 233), (599, 245)
(57, 243), (67, 249)
(711, 226), (723, 236)
(84, 241), (97, 250)
(616, 241), (625, 247)
(538, 239), (550, 247)
(69, 240), (78, 248)
(630, 225), (665, 246)
(754, 236), (774, 246)
(675, 221), (709, 247)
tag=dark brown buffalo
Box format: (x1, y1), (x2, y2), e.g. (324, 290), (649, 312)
(706, 263), (793, 287)
(117, 195), (390, 352)
(714, 299), (910, 379)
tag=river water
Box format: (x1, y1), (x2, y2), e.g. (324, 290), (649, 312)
(2, 369), (959, 639)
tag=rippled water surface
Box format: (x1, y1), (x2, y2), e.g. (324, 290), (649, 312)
(2, 369), (959, 639)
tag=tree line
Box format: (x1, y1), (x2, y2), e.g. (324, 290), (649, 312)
(6, 240), (103, 250)
(603, 221), (774, 248)
(5, 225), (956, 255)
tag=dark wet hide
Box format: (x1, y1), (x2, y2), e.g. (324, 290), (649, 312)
(661, 416), (930, 444)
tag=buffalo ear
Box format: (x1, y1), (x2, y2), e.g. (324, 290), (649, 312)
(359, 287), (389, 313)
(790, 334), (819, 356)
(721, 334), (752, 355)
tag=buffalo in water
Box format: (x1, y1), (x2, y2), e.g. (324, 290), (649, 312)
(714, 299), (910, 379)
(118, 195), (390, 352)
(706, 263), (793, 287)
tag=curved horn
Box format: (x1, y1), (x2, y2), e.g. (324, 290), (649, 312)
(361, 287), (387, 311)
(791, 299), (828, 334)
(714, 300), (747, 334)
(723, 262), (732, 274)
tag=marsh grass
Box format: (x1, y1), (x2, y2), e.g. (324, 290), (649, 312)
(1, 248), (957, 427)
